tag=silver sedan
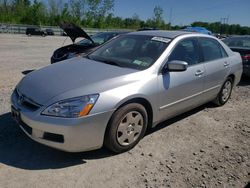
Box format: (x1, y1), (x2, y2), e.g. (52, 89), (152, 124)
(11, 31), (242, 153)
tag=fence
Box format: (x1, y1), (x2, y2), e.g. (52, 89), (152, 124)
(0, 23), (129, 36)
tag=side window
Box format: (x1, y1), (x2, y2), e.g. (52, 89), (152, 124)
(199, 38), (227, 62)
(168, 38), (200, 65)
(220, 44), (228, 58)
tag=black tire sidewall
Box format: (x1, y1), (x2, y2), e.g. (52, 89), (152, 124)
(105, 103), (148, 153)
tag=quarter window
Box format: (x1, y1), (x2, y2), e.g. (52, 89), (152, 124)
(199, 38), (228, 62)
(168, 38), (200, 65)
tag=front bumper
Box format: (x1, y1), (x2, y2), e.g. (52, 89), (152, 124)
(11, 92), (114, 152)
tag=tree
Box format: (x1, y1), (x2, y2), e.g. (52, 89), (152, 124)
(69, 0), (85, 24)
(153, 6), (164, 28)
(0, 1), (250, 34)
(12, 0), (31, 22)
(48, 0), (63, 17)
(85, 0), (114, 28)
(20, 0), (46, 25)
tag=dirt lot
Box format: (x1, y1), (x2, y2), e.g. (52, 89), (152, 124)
(0, 34), (249, 188)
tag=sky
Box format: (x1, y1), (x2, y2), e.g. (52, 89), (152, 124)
(113, 0), (250, 27)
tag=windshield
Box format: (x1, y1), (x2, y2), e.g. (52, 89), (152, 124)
(223, 37), (250, 48)
(87, 35), (170, 70)
(77, 32), (118, 46)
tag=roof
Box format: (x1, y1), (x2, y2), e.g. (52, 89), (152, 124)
(102, 31), (129, 34)
(128, 30), (194, 39)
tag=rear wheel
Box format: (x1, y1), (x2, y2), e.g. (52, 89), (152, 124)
(213, 77), (233, 106)
(104, 103), (148, 153)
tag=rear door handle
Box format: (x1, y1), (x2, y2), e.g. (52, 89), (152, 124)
(195, 70), (204, 76)
(224, 62), (230, 67)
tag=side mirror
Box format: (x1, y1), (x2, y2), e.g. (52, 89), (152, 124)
(163, 60), (188, 72)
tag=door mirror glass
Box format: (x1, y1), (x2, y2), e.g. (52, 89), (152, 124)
(164, 60), (188, 72)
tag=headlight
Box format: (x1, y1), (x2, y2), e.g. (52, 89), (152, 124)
(41, 94), (99, 118)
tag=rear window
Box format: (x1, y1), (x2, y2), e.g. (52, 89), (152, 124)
(223, 37), (250, 48)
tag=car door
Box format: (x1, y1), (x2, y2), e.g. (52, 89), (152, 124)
(157, 37), (206, 121)
(198, 37), (230, 100)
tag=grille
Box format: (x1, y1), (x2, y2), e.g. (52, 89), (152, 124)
(15, 89), (41, 111)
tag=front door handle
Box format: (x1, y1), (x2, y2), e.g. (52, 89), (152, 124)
(224, 62), (230, 67)
(195, 70), (204, 76)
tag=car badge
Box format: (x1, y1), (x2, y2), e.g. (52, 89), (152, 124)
(18, 95), (24, 104)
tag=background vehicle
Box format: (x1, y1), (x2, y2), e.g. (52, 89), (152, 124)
(26, 27), (46, 36)
(223, 36), (250, 77)
(11, 31), (242, 153)
(183, 26), (212, 35)
(51, 22), (128, 63)
(137, 27), (159, 31)
(45, 28), (54, 35)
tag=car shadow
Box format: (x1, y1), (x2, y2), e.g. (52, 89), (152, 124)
(0, 112), (114, 170)
(244, 182), (250, 188)
(146, 103), (213, 135)
(238, 76), (250, 86)
(0, 102), (216, 170)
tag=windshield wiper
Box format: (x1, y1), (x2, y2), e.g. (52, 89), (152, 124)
(86, 55), (123, 67)
(100, 59), (122, 67)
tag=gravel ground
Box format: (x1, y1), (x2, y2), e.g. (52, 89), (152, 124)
(0, 34), (249, 188)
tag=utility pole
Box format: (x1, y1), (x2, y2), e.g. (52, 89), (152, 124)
(169, 7), (173, 29)
(220, 17), (229, 34)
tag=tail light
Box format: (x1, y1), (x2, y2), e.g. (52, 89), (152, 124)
(242, 54), (250, 62)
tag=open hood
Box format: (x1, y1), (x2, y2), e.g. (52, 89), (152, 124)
(59, 22), (94, 43)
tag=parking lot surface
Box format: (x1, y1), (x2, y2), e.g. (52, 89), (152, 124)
(0, 34), (249, 188)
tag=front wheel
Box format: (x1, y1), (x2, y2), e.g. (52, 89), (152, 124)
(213, 77), (233, 106)
(104, 103), (148, 153)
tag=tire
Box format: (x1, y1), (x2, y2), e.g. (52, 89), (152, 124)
(104, 103), (148, 153)
(213, 77), (233, 106)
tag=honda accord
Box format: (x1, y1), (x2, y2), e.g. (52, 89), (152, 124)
(11, 30), (242, 153)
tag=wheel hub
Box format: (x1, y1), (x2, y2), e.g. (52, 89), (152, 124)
(221, 81), (232, 102)
(127, 124), (135, 134)
(116, 111), (144, 146)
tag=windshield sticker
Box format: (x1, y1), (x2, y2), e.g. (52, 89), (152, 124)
(151, 37), (171, 43)
(133, 60), (144, 65)
(132, 60), (150, 66)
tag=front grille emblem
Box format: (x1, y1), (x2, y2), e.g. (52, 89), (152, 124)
(18, 94), (25, 105)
